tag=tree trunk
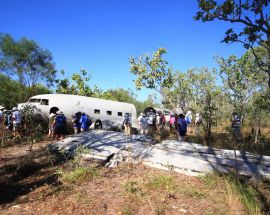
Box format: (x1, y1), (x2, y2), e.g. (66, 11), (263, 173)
(254, 112), (261, 144)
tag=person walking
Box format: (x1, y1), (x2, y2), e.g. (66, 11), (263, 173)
(194, 113), (202, 134)
(12, 107), (22, 140)
(178, 113), (187, 141)
(72, 112), (81, 135)
(48, 112), (56, 139)
(80, 112), (90, 132)
(231, 112), (241, 142)
(185, 111), (192, 134)
(122, 113), (132, 142)
(169, 114), (176, 131)
(53, 111), (67, 141)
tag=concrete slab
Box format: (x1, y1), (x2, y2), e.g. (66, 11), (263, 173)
(48, 130), (270, 178)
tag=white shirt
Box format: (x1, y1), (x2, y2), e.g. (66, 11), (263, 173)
(137, 115), (143, 125)
(12, 111), (22, 124)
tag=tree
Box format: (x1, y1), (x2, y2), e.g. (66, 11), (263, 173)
(55, 69), (100, 97)
(189, 68), (223, 138)
(0, 34), (56, 98)
(217, 48), (269, 143)
(129, 48), (175, 108)
(216, 55), (258, 115)
(195, 0), (270, 88)
(0, 73), (50, 109)
(164, 71), (195, 113)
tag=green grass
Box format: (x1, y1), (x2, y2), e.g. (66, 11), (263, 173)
(147, 175), (176, 192)
(123, 206), (134, 215)
(64, 166), (98, 183)
(226, 176), (263, 215)
(176, 186), (205, 198)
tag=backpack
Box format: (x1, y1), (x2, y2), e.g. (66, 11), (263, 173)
(196, 118), (202, 125)
(123, 117), (131, 126)
(186, 116), (191, 124)
(178, 118), (187, 132)
(86, 116), (92, 127)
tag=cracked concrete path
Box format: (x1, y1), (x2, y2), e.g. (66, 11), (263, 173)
(48, 130), (270, 178)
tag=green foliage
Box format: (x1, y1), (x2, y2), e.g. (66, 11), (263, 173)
(217, 55), (258, 114)
(195, 0), (270, 88)
(129, 48), (175, 108)
(56, 69), (98, 97)
(64, 166), (98, 183)
(225, 176), (263, 214)
(164, 72), (194, 112)
(123, 206), (134, 215)
(189, 68), (223, 137)
(176, 186), (205, 198)
(0, 33), (56, 96)
(56, 69), (158, 116)
(147, 175), (176, 192)
(0, 73), (50, 109)
(0, 73), (23, 108)
(124, 181), (141, 194)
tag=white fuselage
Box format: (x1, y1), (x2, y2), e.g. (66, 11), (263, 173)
(18, 94), (138, 129)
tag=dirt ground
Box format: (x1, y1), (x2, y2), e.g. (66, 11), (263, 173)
(0, 140), (253, 215)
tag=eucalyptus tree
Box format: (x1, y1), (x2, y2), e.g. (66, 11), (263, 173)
(163, 71), (196, 113)
(216, 55), (258, 117)
(217, 48), (269, 143)
(55, 69), (99, 97)
(195, 0), (270, 89)
(0, 34), (56, 98)
(129, 48), (175, 109)
(189, 68), (223, 138)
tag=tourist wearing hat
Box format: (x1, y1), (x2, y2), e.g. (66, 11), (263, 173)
(0, 105), (4, 125)
(185, 110), (192, 134)
(12, 107), (22, 140)
(48, 112), (56, 139)
(53, 110), (67, 140)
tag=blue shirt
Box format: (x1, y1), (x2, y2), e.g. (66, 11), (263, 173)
(80, 114), (89, 129)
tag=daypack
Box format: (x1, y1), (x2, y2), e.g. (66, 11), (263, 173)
(196, 118), (202, 125)
(178, 118), (187, 132)
(86, 116), (92, 127)
(55, 115), (66, 125)
(123, 117), (131, 126)
(186, 116), (191, 124)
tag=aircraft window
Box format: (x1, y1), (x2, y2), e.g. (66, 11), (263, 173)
(40, 99), (49, 105)
(118, 112), (122, 116)
(29, 98), (41, 103)
(107, 111), (112, 115)
(94, 109), (100, 114)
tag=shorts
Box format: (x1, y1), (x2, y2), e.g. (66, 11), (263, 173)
(13, 123), (21, 131)
(54, 125), (66, 135)
(49, 125), (54, 132)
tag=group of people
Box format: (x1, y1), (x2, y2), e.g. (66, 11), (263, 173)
(137, 110), (203, 140)
(48, 111), (92, 140)
(0, 106), (23, 140)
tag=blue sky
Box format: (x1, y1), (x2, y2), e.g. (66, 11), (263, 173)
(0, 0), (246, 101)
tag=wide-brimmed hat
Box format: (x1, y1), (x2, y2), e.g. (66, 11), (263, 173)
(50, 113), (56, 117)
(56, 111), (63, 115)
(12, 107), (18, 111)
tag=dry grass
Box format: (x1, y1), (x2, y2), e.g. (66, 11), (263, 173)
(1, 137), (270, 214)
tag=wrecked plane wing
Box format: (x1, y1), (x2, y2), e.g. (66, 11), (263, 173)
(18, 94), (138, 130)
(49, 130), (270, 179)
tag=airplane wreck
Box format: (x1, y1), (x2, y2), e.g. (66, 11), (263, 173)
(49, 130), (270, 179)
